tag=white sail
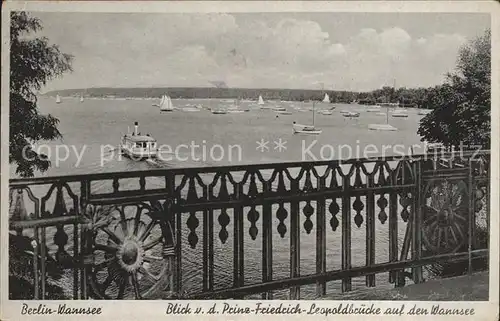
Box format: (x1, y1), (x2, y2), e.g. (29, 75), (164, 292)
(56, 95), (61, 104)
(258, 95), (264, 105)
(323, 93), (330, 103)
(80, 95), (84, 102)
(169, 96), (174, 109)
(152, 95), (164, 107)
(163, 96), (170, 111)
(160, 95), (174, 111)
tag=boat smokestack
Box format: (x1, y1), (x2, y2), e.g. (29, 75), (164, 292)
(134, 122), (138, 135)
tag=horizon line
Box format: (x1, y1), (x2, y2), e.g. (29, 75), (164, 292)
(43, 84), (431, 95)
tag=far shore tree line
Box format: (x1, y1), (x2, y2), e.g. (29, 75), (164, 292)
(46, 85), (454, 110)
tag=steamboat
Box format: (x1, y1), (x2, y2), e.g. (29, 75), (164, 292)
(120, 122), (158, 159)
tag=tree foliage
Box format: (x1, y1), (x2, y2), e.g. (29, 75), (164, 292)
(418, 29), (491, 148)
(9, 12), (73, 300)
(10, 11), (73, 177)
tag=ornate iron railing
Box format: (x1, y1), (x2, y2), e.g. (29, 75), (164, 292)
(8, 151), (490, 300)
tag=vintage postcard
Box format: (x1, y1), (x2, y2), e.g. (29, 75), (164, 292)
(1, 1), (499, 320)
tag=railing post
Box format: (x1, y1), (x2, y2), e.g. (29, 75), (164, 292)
(163, 195), (177, 296)
(12, 189), (28, 235)
(262, 181), (273, 299)
(365, 174), (376, 287)
(467, 158), (474, 275)
(233, 182), (245, 296)
(388, 178), (398, 285)
(341, 175), (352, 292)
(72, 222), (80, 299)
(79, 179), (90, 299)
(39, 201), (49, 299)
(166, 173), (182, 295)
(31, 240), (40, 299)
(202, 184), (214, 292)
(289, 180), (300, 299)
(412, 160), (423, 283)
(315, 177), (326, 297)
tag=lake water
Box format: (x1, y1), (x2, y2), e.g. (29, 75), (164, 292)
(25, 97), (425, 176)
(14, 97), (426, 299)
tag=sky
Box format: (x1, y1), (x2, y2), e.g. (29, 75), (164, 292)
(30, 12), (490, 92)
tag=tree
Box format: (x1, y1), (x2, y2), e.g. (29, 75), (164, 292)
(418, 29), (490, 149)
(10, 12), (73, 177)
(9, 11), (73, 299)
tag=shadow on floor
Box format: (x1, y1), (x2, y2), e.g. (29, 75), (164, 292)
(323, 272), (489, 301)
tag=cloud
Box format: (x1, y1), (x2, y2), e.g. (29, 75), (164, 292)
(37, 13), (477, 91)
(417, 33), (467, 57)
(328, 27), (468, 90)
(197, 18), (348, 88)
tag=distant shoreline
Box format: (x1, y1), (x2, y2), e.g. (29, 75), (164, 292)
(43, 87), (424, 107)
(45, 87), (346, 100)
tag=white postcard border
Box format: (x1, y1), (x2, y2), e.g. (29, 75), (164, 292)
(1, 1), (499, 320)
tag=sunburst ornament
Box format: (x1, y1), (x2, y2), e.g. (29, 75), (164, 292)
(116, 236), (145, 273)
(422, 179), (468, 254)
(88, 204), (174, 299)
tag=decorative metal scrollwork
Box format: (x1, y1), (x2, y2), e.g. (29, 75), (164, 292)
(218, 208), (230, 243)
(329, 200), (340, 231)
(353, 197), (364, 227)
(85, 201), (175, 299)
(377, 195), (388, 224)
(276, 203), (288, 237)
(422, 180), (468, 254)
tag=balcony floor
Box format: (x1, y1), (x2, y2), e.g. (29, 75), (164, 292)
(322, 271), (489, 301)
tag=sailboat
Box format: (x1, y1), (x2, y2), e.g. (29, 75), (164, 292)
(152, 95), (163, 107)
(366, 105), (381, 112)
(293, 102), (322, 135)
(342, 111), (360, 118)
(160, 95), (174, 112)
(392, 108), (409, 118)
(227, 98), (239, 110)
(227, 109), (244, 114)
(227, 101), (244, 113)
(79, 95), (84, 103)
(226, 98), (246, 113)
(258, 95), (273, 110)
(182, 106), (200, 112)
(56, 95), (61, 104)
(390, 78), (407, 118)
(322, 93), (330, 103)
(418, 109), (432, 115)
(368, 105), (397, 131)
(212, 108), (227, 114)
